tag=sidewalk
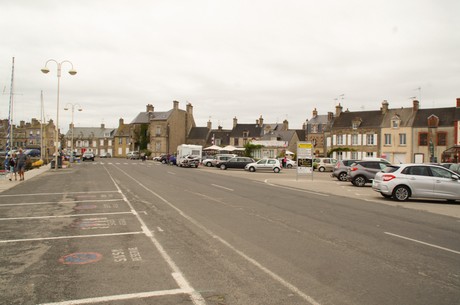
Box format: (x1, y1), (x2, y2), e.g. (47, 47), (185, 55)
(0, 164), (51, 193)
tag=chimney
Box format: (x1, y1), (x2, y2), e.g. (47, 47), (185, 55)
(283, 119), (289, 130)
(186, 103), (193, 114)
(101, 123), (105, 129)
(173, 100), (179, 110)
(69, 123), (74, 130)
(20, 120), (25, 127)
(119, 118), (124, 127)
(207, 120), (212, 130)
(146, 104), (154, 112)
(335, 103), (343, 117)
(259, 115), (264, 126)
(457, 98), (460, 107)
(312, 108), (318, 117)
(381, 100), (389, 114)
(233, 117), (238, 128)
(413, 100), (420, 111)
(327, 112), (334, 122)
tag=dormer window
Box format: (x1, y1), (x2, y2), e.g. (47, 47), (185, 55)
(243, 131), (249, 138)
(352, 117), (362, 129)
(391, 115), (400, 129)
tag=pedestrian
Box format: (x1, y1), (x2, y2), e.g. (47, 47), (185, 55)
(8, 153), (17, 181)
(16, 148), (27, 181)
(282, 156), (287, 168)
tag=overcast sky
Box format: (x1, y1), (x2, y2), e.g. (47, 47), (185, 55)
(1, 0), (459, 133)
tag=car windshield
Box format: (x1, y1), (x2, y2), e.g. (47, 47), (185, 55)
(257, 159), (267, 164)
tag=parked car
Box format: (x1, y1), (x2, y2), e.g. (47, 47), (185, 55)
(153, 154), (166, 162)
(449, 163), (460, 175)
(219, 157), (255, 170)
(347, 160), (391, 186)
(25, 149), (41, 157)
(168, 155), (177, 165)
(332, 159), (358, 181)
(245, 158), (282, 173)
(178, 155), (200, 168)
(82, 152), (95, 161)
(313, 158), (337, 172)
(372, 164), (460, 202)
(127, 151), (140, 160)
(202, 156), (217, 167)
(99, 152), (111, 158)
(278, 158), (296, 168)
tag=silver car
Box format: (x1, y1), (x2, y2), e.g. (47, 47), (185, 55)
(245, 158), (282, 173)
(372, 163), (460, 202)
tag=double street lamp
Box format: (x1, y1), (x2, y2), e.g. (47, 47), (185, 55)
(64, 103), (82, 164)
(41, 60), (77, 170)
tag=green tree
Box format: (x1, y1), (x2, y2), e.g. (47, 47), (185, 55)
(244, 143), (263, 158)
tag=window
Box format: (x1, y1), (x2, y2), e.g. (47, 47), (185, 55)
(351, 151), (358, 159)
(399, 133), (406, 145)
(108, 140), (112, 146)
(366, 152), (373, 158)
(419, 132), (428, 146)
(384, 134), (391, 145)
(431, 166), (453, 178)
(366, 134), (374, 145)
(351, 134), (358, 145)
(337, 135), (344, 145)
(118, 138), (123, 144)
(437, 132), (447, 146)
(100, 139), (104, 146)
(311, 124), (318, 133)
(391, 119), (400, 129)
(336, 151), (343, 160)
(243, 131), (249, 138)
(403, 166), (430, 176)
(352, 122), (359, 129)
(156, 126), (161, 136)
(234, 138), (239, 146)
(215, 138), (221, 146)
(155, 142), (161, 151)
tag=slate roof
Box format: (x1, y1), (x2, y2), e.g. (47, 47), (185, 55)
(412, 107), (456, 127)
(230, 124), (263, 138)
(188, 127), (209, 140)
(260, 130), (296, 141)
(306, 114), (329, 133)
(207, 128), (231, 146)
(130, 110), (173, 124)
(381, 108), (417, 128)
(332, 110), (384, 129)
(114, 124), (130, 137)
(65, 127), (116, 138)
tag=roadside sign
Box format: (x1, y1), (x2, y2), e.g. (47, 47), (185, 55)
(296, 142), (313, 178)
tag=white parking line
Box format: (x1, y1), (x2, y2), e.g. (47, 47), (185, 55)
(384, 232), (460, 255)
(0, 211), (133, 221)
(211, 184), (234, 191)
(0, 231), (143, 244)
(0, 199), (124, 207)
(0, 191), (118, 198)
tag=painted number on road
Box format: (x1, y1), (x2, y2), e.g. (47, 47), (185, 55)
(59, 252), (103, 265)
(111, 247), (143, 263)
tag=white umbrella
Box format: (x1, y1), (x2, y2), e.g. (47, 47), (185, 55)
(221, 145), (237, 151)
(203, 145), (222, 151)
(285, 150), (294, 155)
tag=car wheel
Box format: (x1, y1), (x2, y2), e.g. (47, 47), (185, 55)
(220, 164), (226, 170)
(353, 175), (366, 187)
(161, 160), (166, 164)
(338, 172), (348, 181)
(206, 162), (212, 167)
(249, 166), (256, 172)
(392, 185), (410, 201)
(273, 167), (280, 173)
(318, 167), (325, 172)
(287, 164), (293, 168)
(381, 193), (392, 199)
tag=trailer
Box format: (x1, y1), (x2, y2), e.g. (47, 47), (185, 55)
(176, 144), (202, 167)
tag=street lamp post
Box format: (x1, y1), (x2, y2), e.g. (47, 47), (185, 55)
(41, 60), (77, 170)
(64, 103), (82, 165)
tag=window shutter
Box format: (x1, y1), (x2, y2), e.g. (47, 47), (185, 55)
(373, 134), (377, 146)
(347, 135), (351, 145)
(332, 135), (336, 145)
(326, 137), (331, 147)
(358, 151), (362, 159)
(357, 134), (362, 145)
(373, 151), (377, 157)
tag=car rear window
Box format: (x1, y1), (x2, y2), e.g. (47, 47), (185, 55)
(382, 166), (399, 173)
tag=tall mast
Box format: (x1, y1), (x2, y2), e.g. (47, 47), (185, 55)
(6, 57), (15, 154)
(40, 90), (45, 160)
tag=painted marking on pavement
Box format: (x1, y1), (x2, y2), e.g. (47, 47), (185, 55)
(385, 232), (460, 255)
(0, 191), (118, 198)
(168, 171), (176, 175)
(0, 232), (143, 244)
(264, 179), (329, 197)
(211, 184), (234, 191)
(0, 199), (124, 207)
(0, 211), (133, 221)
(59, 252), (103, 265)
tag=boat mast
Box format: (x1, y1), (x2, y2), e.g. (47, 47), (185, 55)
(6, 57), (15, 154)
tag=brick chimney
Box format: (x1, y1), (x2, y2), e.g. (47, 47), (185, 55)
(119, 118), (124, 127)
(456, 98), (460, 107)
(327, 112), (334, 122)
(259, 115), (264, 126)
(381, 100), (389, 114)
(312, 108), (318, 117)
(69, 123), (74, 130)
(413, 100), (420, 111)
(283, 119), (289, 130)
(207, 120), (212, 130)
(233, 117), (238, 128)
(101, 123), (105, 129)
(186, 103), (193, 115)
(173, 100), (179, 110)
(146, 104), (154, 112)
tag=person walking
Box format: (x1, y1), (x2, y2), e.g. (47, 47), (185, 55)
(16, 148), (27, 181)
(8, 153), (17, 181)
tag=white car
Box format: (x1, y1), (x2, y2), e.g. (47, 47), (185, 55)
(372, 163), (460, 202)
(244, 158), (282, 173)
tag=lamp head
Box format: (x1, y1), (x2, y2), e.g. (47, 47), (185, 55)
(78, 108), (83, 112)
(64, 108), (69, 111)
(68, 70), (77, 76)
(41, 67), (50, 74)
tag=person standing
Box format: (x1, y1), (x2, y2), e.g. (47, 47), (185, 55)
(8, 153), (17, 181)
(16, 148), (27, 181)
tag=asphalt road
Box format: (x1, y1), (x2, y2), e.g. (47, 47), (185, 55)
(0, 160), (459, 305)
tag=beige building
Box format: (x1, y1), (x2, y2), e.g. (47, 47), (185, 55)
(113, 118), (131, 157)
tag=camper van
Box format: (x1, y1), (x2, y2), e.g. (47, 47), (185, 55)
(176, 144), (202, 165)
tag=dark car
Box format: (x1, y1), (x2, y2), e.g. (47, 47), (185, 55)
(219, 157), (255, 170)
(25, 149), (41, 157)
(82, 152), (95, 161)
(347, 160), (391, 186)
(168, 155), (177, 165)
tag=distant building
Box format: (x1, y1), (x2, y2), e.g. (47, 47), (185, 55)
(64, 123), (116, 156)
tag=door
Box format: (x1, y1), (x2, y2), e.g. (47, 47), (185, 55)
(403, 166), (435, 197)
(430, 166), (460, 199)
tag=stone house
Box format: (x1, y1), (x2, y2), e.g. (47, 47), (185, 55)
(113, 118), (131, 157)
(305, 108), (332, 157)
(64, 124), (116, 156)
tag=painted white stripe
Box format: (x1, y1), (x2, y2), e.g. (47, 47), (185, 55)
(104, 166), (207, 305)
(0, 191), (118, 198)
(0, 211), (133, 221)
(211, 184), (234, 191)
(168, 171), (176, 175)
(385, 232), (460, 255)
(113, 165), (321, 305)
(38, 288), (188, 305)
(0, 231), (143, 244)
(0, 199), (123, 207)
(263, 179), (329, 197)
